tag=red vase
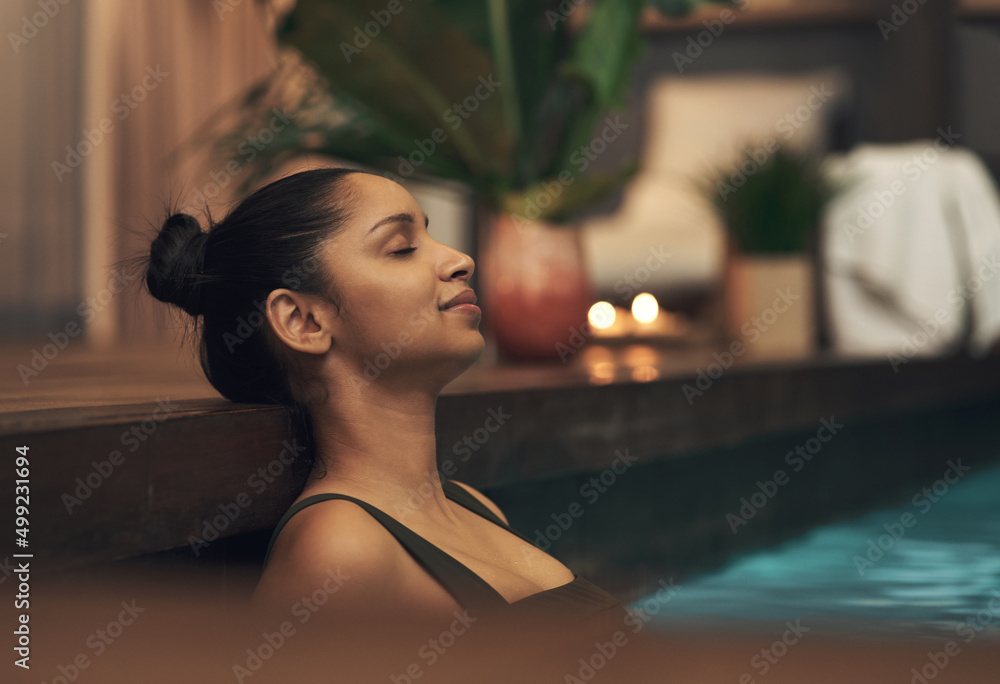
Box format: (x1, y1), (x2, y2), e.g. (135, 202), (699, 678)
(475, 208), (595, 362)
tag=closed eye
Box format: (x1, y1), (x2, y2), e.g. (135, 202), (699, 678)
(391, 247), (416, 257)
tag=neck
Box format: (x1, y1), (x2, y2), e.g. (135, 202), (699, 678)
(303, 380), (459, 524)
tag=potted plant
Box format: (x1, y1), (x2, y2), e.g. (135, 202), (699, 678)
(701, 144), (839, 358)
(193, 0), (730, 360)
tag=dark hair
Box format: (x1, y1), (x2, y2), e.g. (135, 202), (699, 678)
(143, 167), (368, 480)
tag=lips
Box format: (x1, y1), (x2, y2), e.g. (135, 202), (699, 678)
(440, 289), (477, 310)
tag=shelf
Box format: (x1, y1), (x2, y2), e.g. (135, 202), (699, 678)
(641, 2), (886, 31)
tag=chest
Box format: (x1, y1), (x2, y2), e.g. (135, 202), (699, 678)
(408, 510), (577, 603)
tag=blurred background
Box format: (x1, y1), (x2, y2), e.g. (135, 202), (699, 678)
(2, 1), (1000, 681)
(4, 0), (1000, 360)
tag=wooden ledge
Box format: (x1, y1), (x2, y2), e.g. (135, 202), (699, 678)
(3, 342), (1000, 574)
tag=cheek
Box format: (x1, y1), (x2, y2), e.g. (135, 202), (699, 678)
(350, 279), (437, 341)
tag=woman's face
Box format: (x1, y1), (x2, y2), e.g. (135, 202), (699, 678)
(320, 173), (485, 385)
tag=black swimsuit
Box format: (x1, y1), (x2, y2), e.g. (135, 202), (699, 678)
(262, 479), (626, 623)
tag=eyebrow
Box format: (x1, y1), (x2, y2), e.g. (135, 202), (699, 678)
(365, 211), (429, 240)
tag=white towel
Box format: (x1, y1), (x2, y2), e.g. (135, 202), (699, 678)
(821, 140), (1000, 360)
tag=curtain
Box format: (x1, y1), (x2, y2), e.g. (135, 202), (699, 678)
(0, 0), (281, 347)
(0, 0), (85, 340)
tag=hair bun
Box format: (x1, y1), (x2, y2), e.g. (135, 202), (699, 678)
(146, 213), (208, 316)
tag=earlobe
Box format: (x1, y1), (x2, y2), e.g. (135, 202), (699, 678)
(266, 288), (333, 354)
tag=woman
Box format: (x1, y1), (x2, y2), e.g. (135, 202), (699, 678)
(143, 167), (625, 631)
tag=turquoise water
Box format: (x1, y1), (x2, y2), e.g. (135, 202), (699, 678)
(632, 460), (1000, 638)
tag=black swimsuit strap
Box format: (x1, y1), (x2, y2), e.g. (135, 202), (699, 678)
(440, 480), (537, 547)
(261, 480), (520, 615)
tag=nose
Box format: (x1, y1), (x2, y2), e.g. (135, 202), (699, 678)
(443, 245), (475, 281)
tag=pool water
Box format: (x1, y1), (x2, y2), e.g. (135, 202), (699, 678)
(632, 459), (1000, 639)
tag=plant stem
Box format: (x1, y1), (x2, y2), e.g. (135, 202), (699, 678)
(487, 0), (535, 189)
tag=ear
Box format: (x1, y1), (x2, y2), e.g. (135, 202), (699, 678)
(266, 288), (336, 355)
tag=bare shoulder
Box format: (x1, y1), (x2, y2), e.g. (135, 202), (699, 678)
(447, 480), (510, 525)
(252, 499), (402, 615)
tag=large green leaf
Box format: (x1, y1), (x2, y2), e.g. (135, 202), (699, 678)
(544, 0), (646, 182)
(208, 0), (726, 221)
(566, 0), (647, 110)
(500, 157), (640, 224)
(277, 0), (514, 180)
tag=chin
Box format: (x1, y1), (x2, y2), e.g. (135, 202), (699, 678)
(420, 326), (485, 372)
(455, 330), (486, 366)
(464, 330), (486, 359)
